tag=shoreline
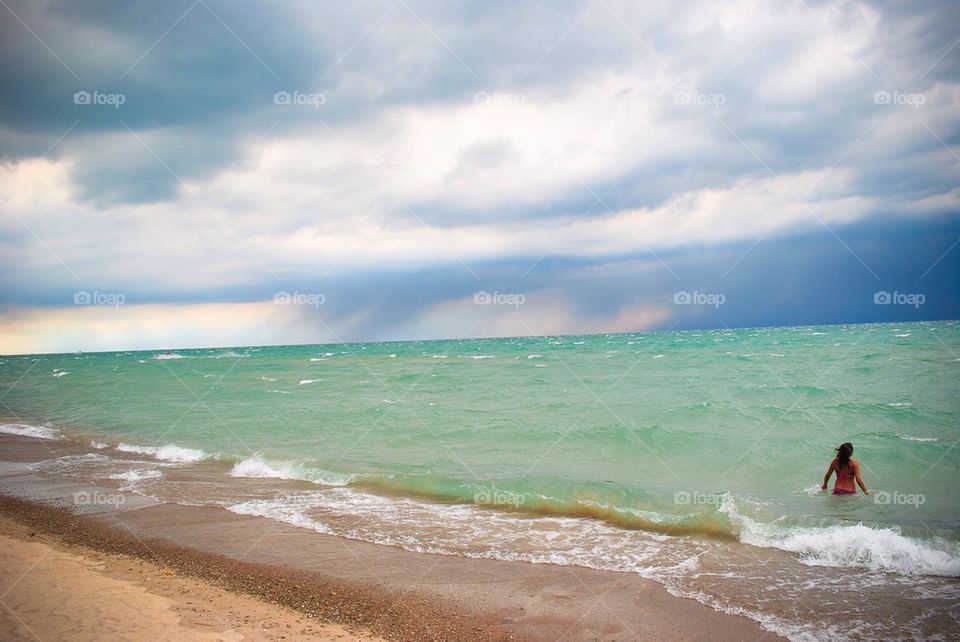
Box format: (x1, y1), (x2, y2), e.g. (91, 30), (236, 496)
(0, 433), (781, 641)
(0, 493), (509, 642)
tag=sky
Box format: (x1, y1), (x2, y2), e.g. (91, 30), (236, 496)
(0, 0), (958, 354)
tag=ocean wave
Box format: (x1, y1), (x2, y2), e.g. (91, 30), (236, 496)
(0, 422), (61, 440)
(153, 353), (188, 360)
(833, 401), (921, 418)
(229, 455), (355, 485)
(351, 475), (736, 539)
(721, 497), (960, 577)
(115, 442), (208, 463)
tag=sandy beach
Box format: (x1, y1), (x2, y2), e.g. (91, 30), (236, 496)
(0, 515), (384, 642)
(0, 433), (779, 641)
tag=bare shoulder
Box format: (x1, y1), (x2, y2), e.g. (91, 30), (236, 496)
(851, 458), (861, 468)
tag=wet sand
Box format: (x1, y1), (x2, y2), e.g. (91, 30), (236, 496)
(0, 433), (781, 641)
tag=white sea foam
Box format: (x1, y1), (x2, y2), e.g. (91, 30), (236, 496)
(52, 370), (70, 377)
(90, 441), (109, 449)
(211, 351), (247, 359)
(115, 442), (208, 463)
(28, 453), (109, 475)
(721, 497), (960, 576)
(0, 423), (61, 440)
(109, 468), (163, 491)
(299, 379), (322, 385)
(153, 353), (187, 359)
(229, 455), (355, 485)
(109, 469), (162, 482)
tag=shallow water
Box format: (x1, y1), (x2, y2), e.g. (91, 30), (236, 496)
(2, 321), (958, 639)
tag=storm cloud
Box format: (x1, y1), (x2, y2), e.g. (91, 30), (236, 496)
(0, 0), (957, 353)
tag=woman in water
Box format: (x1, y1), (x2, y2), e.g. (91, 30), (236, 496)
(821, 442), (870, 495)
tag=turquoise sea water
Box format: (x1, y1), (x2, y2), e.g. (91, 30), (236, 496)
(2, 321), (959, 639)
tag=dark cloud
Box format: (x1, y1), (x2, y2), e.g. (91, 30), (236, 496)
(0, 0), (957, 351)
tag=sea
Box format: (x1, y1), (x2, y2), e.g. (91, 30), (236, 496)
(1, 320), (958, 640)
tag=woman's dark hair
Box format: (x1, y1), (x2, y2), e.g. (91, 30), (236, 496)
(836, 442), (854, 470)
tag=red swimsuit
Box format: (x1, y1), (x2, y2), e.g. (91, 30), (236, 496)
(832, 464), (856, 495)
